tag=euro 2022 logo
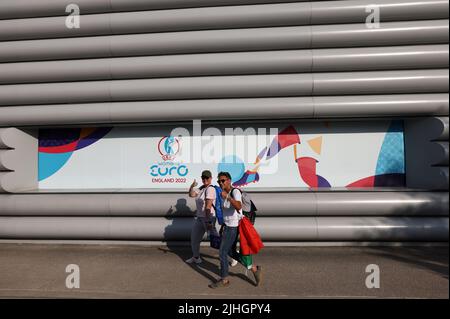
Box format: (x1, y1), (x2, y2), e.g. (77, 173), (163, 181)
(150, 136), (188, 182)
(158, 136), (181, 161)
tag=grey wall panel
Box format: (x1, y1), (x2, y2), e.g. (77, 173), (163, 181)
(313, 69), (449, 95)
(408, 167), (449, 190)
(0, 0), (448, 244)
(0, 70), (447, 106)
(405, 117), (450, 190)
(311, 45), (449, 72)
(0, 95), (448, 127)
(0, 128), (38, 193)
(0, 217), (447, 241)
(0, 0), (111, 20)
(0, 129), (13, 149)
(0, 192), (448, 217)
(316, 217), (449, 241)
(0, 74), (314, 106)
(0, 3), (312, 41)
(0, 150), (14, 171)
(429, 141), (449, 166)
(1, 1), (448, 41)
(0, 50), (314, 84)
(315, 192), (449, 216)
(0, 26), (310, 63)
(0, 98), (314, 126)
(405, 117), (449, 142)
(313, 94), (449, 118)
(0, 217), (316, 241)
(434, 117), (449, 141)
(311, 19), (449, 48)
(311, 0), (449, 24)
(1, 45), (448, 85)
(0, 20), (447, 63)
(0, 0), (310, 20)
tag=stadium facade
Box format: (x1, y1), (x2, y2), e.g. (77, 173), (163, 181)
(0, 0), (448, 243)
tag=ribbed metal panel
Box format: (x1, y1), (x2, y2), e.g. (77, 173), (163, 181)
(1, 94), (448, 127)
(0, 192), (447, 217)
(0, 0), (314, 20)
(0, 128), (38, 193)
(0, 70), (447, 106)
(0, 45), (448, 85)
(0, 217), (447, 241)
(0, 1), (448, 41)
(0, 0), (448, 243)
(0, 20), (448, 63)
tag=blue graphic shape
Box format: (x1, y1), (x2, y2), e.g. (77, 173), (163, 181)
(164, 136), (176, 155)
(38, 152), (73, 181)
(218, 155), (246, 183)
(376, 121), (405, 176)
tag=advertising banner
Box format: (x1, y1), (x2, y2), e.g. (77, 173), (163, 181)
(38, 120), (405, 190)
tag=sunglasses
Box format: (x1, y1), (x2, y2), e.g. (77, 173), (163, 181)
(218, 179), (228, 184)
(201, 176), (210, 180)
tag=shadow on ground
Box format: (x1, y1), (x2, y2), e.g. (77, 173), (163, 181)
(161, 198), (255, 287)
(365, 246), (449, 279)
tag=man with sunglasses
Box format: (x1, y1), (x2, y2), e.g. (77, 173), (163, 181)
(186, 170), (216, 264)
(209, 172), (262, 289)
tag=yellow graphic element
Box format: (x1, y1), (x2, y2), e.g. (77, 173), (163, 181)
(308, 136), (323, 155)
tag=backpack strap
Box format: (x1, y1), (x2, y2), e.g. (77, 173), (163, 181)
(229, 187), (242, 199)
(228, 188), (243, 216)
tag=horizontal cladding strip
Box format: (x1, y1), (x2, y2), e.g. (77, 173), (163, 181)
(0, 45), (448, 85)
(0, 192), (447, 216)
(436, 117), (450, 141)
(0, 0), (312, 20)
(0, 127), (23, 149)
(0, 217), (447, 241)
(0, 95), (448, 126)
(0, 1), (448, 41)
(431, 142), (449, 166)
(0, 149), (14, 171)
(0, 20), (448, 63)
(0, 70), (447, 106)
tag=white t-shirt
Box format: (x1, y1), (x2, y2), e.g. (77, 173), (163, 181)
(194, 186), (216, 218)
(222, 188), (243, 227)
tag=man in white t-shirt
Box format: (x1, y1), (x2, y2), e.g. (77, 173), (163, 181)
(209, 172), (262, 289)
(186, 170), (216, 264)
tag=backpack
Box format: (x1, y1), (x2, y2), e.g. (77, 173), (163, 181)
(200, 185), (225, 225)
(230, 188), (258, 225)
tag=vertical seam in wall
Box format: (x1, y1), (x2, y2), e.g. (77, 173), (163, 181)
(107, 0), (114, 121)
(108, 194), (113, 217)
(309, 5), (315, 103)
(108, 0), (113, 14)
(313, 191), (319, 240)
(310, 0), (315, 119)
(108, 103), (113, 123)
(108, 217), (112, 239)
(312, 92), (316, 119)
(308, 1), (313, 27)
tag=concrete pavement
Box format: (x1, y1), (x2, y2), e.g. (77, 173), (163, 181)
(0, 243), (447, 299)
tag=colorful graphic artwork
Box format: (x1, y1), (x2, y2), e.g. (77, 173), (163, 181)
(230, 121), (405, 188)
(38, 120), (405, 189)
(38, 127), (112, 181)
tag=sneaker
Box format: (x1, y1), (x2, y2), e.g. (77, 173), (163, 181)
(185, 256), (202, 264)
(209, 280), (230, 289)
(229, 258), (238, 267)
(253, 266), (262, 286)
